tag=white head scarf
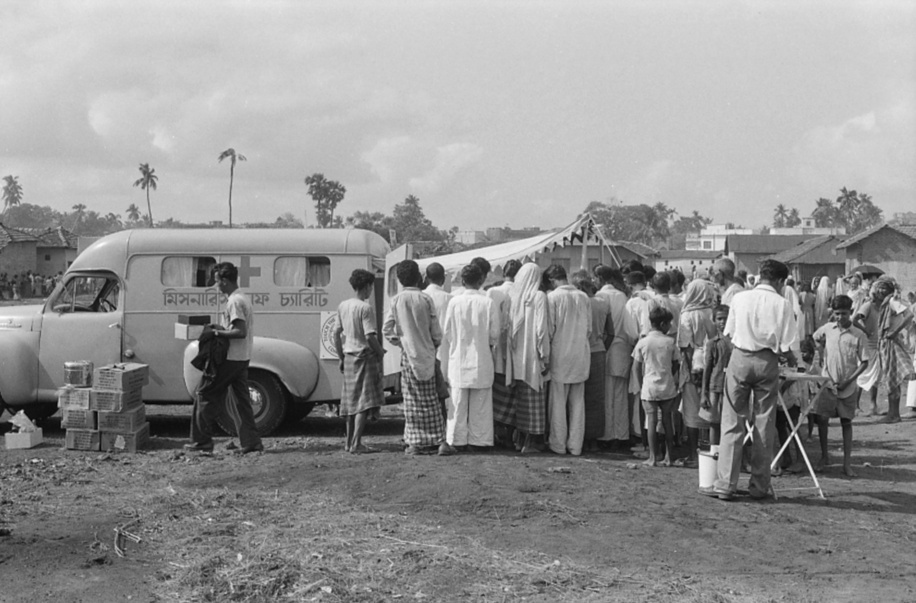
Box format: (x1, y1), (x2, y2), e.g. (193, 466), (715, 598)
(509, 263), (542, 339)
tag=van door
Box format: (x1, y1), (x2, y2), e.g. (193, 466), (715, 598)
(382, 243), (413, 379)
(37, 272), (123, 397)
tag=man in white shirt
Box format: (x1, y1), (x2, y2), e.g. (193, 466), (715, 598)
(424, 262), (452, 399)
(545, 265), (592, 455)
(186, 262), (263, 454)
(704, 259), (798, 501)
(595, 266), (637, 447)
(444, 264), (500, 450)
(713, 258), (744, 307)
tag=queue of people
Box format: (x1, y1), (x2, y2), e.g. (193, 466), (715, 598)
(0, 271), (61, 300)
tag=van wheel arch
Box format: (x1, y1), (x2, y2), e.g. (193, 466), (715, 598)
(216, 369), (288, 437)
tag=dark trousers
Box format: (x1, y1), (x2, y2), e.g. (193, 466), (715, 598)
(190, 360), (261, 449)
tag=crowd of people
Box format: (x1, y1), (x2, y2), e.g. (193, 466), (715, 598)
(331, 253), (916, 500)
(184, 255), (916, 501)
(0, 271), (62, 300)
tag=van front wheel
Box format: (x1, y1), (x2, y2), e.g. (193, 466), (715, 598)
(216, 369), (288, 437)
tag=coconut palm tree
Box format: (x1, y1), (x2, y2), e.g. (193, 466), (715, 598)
(773, 204), (789, 228)
(2, 175), (23, 225)
(218, 148), (246, 228)
(71, 203), (87, 234)
(132, 163), (158, 227)
(126, 203), (142, 223)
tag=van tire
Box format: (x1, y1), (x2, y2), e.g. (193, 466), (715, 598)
(216, 370), (288, 437)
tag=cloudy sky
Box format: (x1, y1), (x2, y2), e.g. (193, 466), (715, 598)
(1, 0), (913, 231)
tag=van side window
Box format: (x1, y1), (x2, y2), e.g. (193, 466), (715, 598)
(161, 256), (217, 287)
(50, 275), (120, 313)
(274, 256), (331, 287)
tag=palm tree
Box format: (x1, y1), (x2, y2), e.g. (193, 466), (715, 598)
(773, 204), (789, 228)
(132, 163), (158, 227)
(218, 148), (246, 228)
(126, 203), (142, 223)
(2, 175), (23, 225)
(71, 203), (87, 234)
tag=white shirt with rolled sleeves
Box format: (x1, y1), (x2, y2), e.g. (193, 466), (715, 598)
(223, 290), (253, 361)
(444, 289), (500, 389)
(724, 284), (798, 354)
(547, 284), (592, 384)
(626, 290), (654, 338)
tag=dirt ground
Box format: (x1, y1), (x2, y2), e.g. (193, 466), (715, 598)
(3, 400), (916, 603)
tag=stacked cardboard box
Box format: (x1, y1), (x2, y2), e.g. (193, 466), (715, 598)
(93, 363), (151, 453)
(59, 364), (99, 451)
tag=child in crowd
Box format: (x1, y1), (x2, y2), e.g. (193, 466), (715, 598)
(334, 269), (386, 454)
(701, 305), (732, 445)
(811, 294), (869, 476)
(632, 306), (679, 467)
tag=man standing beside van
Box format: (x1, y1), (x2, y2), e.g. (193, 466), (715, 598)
(186, 262), (264, 454)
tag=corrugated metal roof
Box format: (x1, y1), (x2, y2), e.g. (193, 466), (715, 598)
(768, 234), (847, 264)
(616, 241), (659, 258)
(835, 223), (916, 249)
(21, 226), (78, 248)
(725, 234), (817, 254)
(656, 250), (720, 260)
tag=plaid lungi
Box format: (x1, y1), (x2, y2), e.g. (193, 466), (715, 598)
(401, 355), (445, 446)
(492, 373), (515, 426)
(511, 380), (546, 435)
(879, 337), (916, 390)
(340, 353), (384, 416)
(584, 351), (606, 439)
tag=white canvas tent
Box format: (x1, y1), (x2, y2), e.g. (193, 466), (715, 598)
(415, 213), (621, 284)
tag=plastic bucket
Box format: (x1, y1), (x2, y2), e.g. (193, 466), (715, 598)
(698, 445), (719, 489)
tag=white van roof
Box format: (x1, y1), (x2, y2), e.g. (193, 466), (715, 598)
(69, 228), (390, 272)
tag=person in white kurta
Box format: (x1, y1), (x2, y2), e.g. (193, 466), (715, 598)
(424, 262), (452, 390)
(545, 265), (592, 456)
(444, 264), (500, 448)
(595, 266), (638, 445)
(625, 271), (654, 435)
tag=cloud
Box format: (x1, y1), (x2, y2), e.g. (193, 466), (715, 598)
(408, 143), (484, 195)
(793, 92), (916, 198)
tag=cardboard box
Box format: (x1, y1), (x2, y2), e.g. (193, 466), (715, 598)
(174, 323), (205, 340)
(58, 386), (92, 409)
(62, 408), (97, 430)
(97, 405), (146, 433)
(5, 429), (43, 450)
(65, 429), (101, 451)
(90, 387), (143, 412)
(177, 314), (211, 325)
(100, 422), (150, 453)
(93, 363), (150, 391)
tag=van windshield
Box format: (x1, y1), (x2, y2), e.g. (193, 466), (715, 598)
(48, 274), (121, 314)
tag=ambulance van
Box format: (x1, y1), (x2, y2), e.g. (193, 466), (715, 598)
(0, 228), (390, 435)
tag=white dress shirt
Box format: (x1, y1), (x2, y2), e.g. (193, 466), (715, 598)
(724, 284), (798, 354)
(547, 284), (592, 384)
(444, 289), (499, 389)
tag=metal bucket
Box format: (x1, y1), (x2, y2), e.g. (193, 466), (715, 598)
(698, 445), (719, 489)
(63, 361), (93, 387)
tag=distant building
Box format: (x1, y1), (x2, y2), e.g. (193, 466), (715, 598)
(456, 230), (486, 245)
(23, 226), (79, 276)
(654, 250), (721, 275)
(723, 234), (818, 275)
(767, 234), (847, 285)
(612, 241), (659, 268)
(0, 224), (39, 276)
(771, 214), (845, 236)
(836, 222), (916, 293)
(485, 226), (542, 243)
(686, 224), (755, 251)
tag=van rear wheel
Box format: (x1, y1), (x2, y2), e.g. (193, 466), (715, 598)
(216, 370), (288, 437)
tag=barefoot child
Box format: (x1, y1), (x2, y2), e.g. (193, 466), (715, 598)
(632, 306), (679, 466)
(811, 294), (869, 476)
(335, 269), (386, 454)
(701, 305), (732, 446)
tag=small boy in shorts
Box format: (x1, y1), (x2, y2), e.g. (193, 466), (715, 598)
(811, 294), (869, 476)
(334, 269), (386, 454)
(701, 305), (732, 445)
(632, 306), (679, 467)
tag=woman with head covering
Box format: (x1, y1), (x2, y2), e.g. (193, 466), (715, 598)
(814, 276), (833, 330)
(856, 277), (915, 423)
(505, 263), (550, 453)
(675, 278), (719, 467)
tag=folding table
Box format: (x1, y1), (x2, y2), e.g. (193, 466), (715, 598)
(770, 370), (830, 499)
